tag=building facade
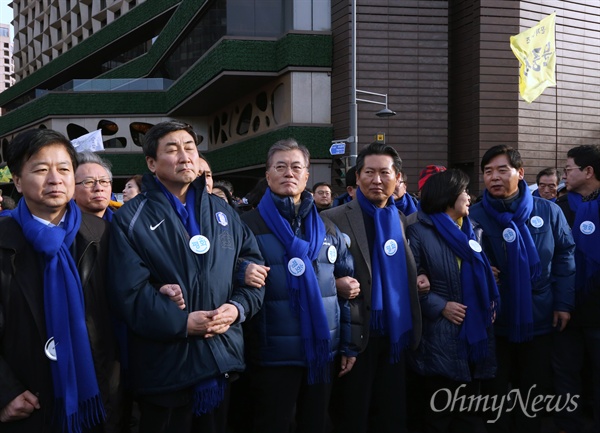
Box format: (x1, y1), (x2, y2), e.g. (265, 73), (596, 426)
(0, 23), (15, 96)
(0, 0), (598, 196)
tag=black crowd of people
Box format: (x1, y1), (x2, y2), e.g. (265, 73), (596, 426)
(1, 122), (599, 433)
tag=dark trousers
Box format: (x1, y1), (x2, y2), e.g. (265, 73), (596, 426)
(420, 375), (483, 433)
(330, 336), (408, 433)
(553, 325), (600, 433)
(481, 334), (553, 433)
(248, 365), (333, 433)
(137, 398), (193, 433)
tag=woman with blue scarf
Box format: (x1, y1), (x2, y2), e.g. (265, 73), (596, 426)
(406, 169), (499, 433)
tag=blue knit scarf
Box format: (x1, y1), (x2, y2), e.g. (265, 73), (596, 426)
(394, 194), (418, 216)
(482, 180), (540, 342)
(356, 188), (413, 362)
(258, 188), (332, 384)
(11, 199), (105, 433)
(429, 213), (499, 362)
(567, 191), (600, 293)
(155, 178), (224, 415)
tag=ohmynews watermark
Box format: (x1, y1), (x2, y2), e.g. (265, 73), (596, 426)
(430, 384), (579, 424)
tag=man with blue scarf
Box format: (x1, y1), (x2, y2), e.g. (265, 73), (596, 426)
(107, 121), (265, 433)
(240, 139), (355, 433)
(393, 169), (418, 216)
(553, 144), (600, 433)
(469, 145), (575, 433)
(0, 129), (120, 432)
(323, 142), (422, 433)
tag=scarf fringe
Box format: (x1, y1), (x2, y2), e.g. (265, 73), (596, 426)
(305, 338), (332, 384)
(389, 331), (411, 364)
(53, 394), (106, 433)
(193, 377), (227, 416)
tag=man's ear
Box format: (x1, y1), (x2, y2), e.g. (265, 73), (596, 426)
(146, 156), (156, 173)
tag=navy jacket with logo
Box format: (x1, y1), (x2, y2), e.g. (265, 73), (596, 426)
(108, 174), (264, 395)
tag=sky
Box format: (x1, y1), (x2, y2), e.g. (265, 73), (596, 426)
(0, 0), (12, 36)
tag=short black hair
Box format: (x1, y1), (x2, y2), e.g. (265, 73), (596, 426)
(142, 121), (198, 159)
(567, 145), (600, 181)
(536, 167), (560, 185)
(480, 144), (523, 172)
(7, 129), (77, 177)
(356, 142), (402, 175)
(345, 166), (357, 188)
(420, 169), (470, 214)
(313, 182), (332, 192)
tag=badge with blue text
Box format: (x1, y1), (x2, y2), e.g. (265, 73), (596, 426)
(469, 239), (482, 253)
(189, 235), (210, 254)
(384, 239), (398, 256)
(288, 257), (306, 276)
(327, 246), (337, 263)
(530, 216), (544, 228)
(45, 337), (57, 361)
(215, 212), (228, 227)
(502, 228), (517, 243)
(580, 221), (595, 235)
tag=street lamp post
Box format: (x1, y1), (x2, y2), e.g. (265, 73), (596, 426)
(347, 0), (396, 167)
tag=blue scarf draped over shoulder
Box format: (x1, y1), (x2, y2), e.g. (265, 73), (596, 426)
(568, 191), (600, 293)
(11, 200), (105, 433)
(429, 213), (499, 362)
(258, 188), (332, 384)
(394, 194), (418, 216)
(356, 188), (413, 362)
(481, 180), (540, 342)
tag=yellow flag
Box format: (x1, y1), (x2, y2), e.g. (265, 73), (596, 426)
(510, 13), (556, 103)
(0, 166), (12, 183)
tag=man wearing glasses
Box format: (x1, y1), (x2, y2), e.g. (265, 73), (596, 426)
(240, 138), (356, 433)
(553, 145), (600, 433)
(73, 151), (114, 220)
(313, 181), (333, 212)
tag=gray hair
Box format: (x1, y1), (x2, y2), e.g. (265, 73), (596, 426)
(266, 138), (310, 169)
(76, 151), (113, 180)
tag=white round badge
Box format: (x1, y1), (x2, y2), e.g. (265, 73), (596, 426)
(327, 246), (337, 264)
(580, 221), (596, 235)
(384, 239), (398, 256)
(45, 337), (57, 361)
(530, 216), (544, 228)
(468, 239), (482, 253)
(288, 257), (306, 276)
(502, 228), (517, 243)
(189, 235), (210, 254)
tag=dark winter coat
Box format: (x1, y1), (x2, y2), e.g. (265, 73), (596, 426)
(406, 211), (496, 382)
(241, 192), (354, 366)
(108, 175), (264, 395)
(469, 194), (575, 337)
